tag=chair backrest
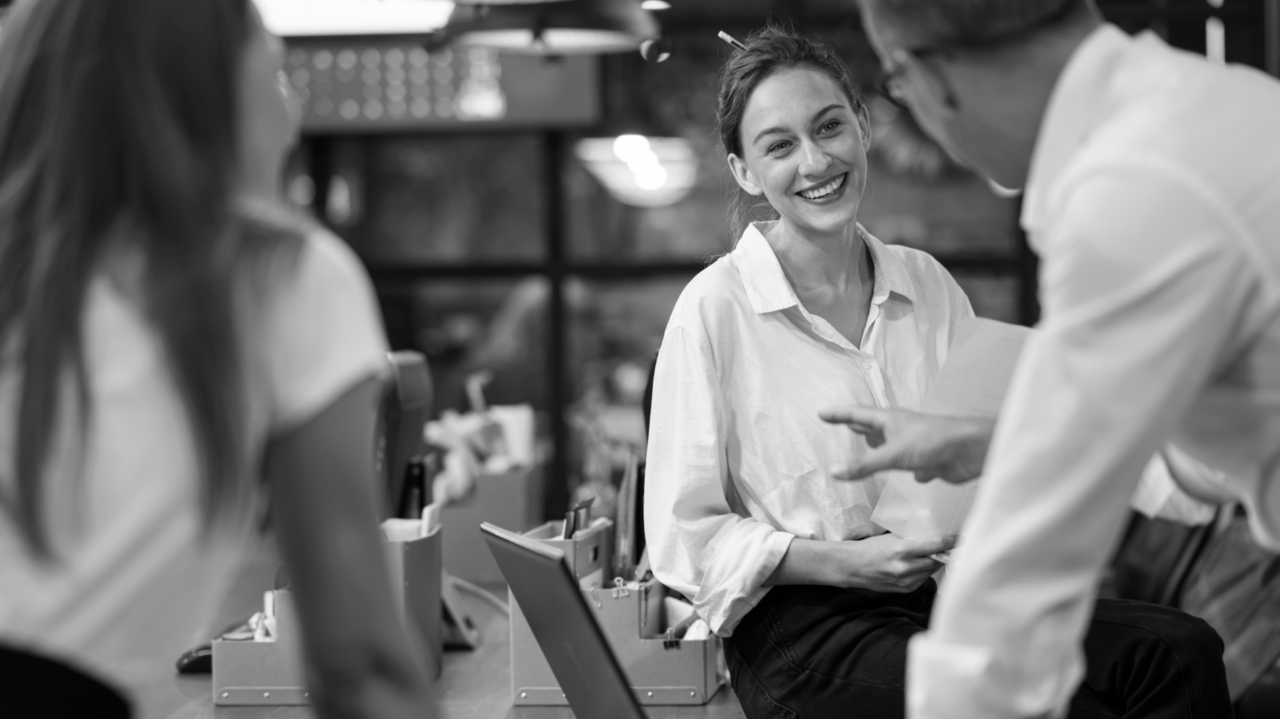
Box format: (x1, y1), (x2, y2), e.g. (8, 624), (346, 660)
(375, 351), (432, 521)
(635, 351), (659, 564)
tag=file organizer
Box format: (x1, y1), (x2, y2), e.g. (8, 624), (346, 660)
(212, 524), (442, 706)
(442, 466), (544, 583)
(507, 520), (725, 706)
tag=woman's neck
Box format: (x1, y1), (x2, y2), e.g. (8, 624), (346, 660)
(765, 219), (869, 294)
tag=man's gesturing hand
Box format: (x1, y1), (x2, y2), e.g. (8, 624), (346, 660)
(818, 406), (994, 484)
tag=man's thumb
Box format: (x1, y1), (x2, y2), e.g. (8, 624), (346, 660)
(831, 446), (899, 480)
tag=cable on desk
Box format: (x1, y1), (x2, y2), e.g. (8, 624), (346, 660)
(450, 576), (510, 616)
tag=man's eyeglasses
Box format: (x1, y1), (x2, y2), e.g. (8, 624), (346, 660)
(876, 47), (957, 111)
(875, 0), (1078, 111)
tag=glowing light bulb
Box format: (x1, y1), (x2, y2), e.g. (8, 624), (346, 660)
(634, 164), (668, 190)
(613, 134), (651, 163)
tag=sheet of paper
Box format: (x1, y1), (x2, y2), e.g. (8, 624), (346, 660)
(870, 317), (1033, 539)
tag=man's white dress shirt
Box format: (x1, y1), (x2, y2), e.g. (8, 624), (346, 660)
(910, 25), (1280, 719)
(645, 221), (973, 635)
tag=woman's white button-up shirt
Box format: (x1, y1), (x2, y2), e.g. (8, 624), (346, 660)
(644, 221), (974, 636)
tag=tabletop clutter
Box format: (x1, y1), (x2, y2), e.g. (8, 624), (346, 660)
(506, 515), (724, 706)
(210, 370), (724, 707)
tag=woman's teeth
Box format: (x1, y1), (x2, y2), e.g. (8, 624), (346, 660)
(799, 173), (846, 200)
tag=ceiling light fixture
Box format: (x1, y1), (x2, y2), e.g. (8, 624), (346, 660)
(258, 0), (456, 37)
(437, 0), (659, 55)
(574, 134), (697, 208)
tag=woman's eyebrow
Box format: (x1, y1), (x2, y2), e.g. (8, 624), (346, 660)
(752, 124), (791, 146)
(752, 103), (848, 146)
(811, 103), (847, 122)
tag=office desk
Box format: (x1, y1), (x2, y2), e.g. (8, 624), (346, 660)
(136, 591), (746, 719)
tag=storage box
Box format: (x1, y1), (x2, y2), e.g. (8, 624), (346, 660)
(441, 466), (543, 584)
(507, 521), (725, 706)
(517, 518), (612, 588)
(383, 524), (443, 679)
(212, 525), (442, 706)
(211, 589), (309, 706)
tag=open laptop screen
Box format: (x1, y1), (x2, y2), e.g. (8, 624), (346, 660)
(481, 523), (647, 719)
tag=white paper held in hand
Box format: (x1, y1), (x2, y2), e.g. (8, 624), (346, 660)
(870, 317), (1032, 541)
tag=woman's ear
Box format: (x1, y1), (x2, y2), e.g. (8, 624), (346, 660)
(857, 102), (872, 154)
(727, 153), (764, 196)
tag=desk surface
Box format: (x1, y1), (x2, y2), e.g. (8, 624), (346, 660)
(136, 591), (746, 719)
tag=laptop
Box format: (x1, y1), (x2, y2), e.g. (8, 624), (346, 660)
(481, 522), (647, 719)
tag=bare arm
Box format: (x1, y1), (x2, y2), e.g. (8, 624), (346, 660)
(265, 376), (436, 719)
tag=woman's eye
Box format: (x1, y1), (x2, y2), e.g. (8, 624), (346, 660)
(768, 141), (792, 155)
(819, 120), (843, 134)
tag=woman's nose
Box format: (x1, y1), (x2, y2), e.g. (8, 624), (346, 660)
(798, 139), (832, 176)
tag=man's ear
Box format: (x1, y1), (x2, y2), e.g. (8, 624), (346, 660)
(727, 153), (764, 196)
(856, 102), (872, 153)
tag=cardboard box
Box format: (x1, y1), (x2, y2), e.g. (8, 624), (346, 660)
(507, 521), (725, 706)
(212, 525), (442, 706)
(441, 466), (543, 584)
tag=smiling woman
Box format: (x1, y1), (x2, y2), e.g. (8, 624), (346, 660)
(644, 25), (976, 719)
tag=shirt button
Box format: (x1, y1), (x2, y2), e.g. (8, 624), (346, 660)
(861, 360), (873, 370)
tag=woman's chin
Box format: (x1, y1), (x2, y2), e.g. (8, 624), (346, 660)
(782, 202), (860, 238)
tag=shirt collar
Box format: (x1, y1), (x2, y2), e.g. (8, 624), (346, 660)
(732, 221), (916, 316)
(1021, 24), (1132, 236)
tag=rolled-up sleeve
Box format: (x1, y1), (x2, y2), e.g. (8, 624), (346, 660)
(909, 166), (1262, 718)
(644, 324), (794, 636)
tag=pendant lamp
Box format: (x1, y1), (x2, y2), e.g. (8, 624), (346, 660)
(437, 0), (659, 55)
(572, 47), (696, 208)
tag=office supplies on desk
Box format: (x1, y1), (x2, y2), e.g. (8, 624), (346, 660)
(439, 465), (543, 584)
(615, 451), (642, 580)
(382, 518), (424, 543)
(421, 502), (440, 538)
(487, 520), (724, 707)
(465, 370), (509, 460)
(212, 591), (309, 706)
(482, 523), (648, 719)
(564, 496), (595, 539)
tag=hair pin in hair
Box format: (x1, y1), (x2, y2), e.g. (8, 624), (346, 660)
(717, 31), (747, 51)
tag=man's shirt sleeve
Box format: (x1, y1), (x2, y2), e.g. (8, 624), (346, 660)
(908, 162), (1262, 719)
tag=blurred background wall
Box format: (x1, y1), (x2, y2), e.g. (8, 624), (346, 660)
(180, 0), (1280, 518)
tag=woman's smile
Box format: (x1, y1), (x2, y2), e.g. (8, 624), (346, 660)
(797, 172), (849, 202)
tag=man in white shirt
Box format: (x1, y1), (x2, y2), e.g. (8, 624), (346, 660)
(824, 0), (1280, 717)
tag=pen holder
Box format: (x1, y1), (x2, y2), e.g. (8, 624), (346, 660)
(212, 525), (443, 706)
(520, 518), (612, 586)
(382, 523), (444, 680)
(507, 521), (725, 706)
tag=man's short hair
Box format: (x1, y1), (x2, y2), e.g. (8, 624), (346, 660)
(858, 0), (1087, 47)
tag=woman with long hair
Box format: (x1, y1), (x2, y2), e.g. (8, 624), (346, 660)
(0, 1), (435, 717)
(644, 25), (1232, 719)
